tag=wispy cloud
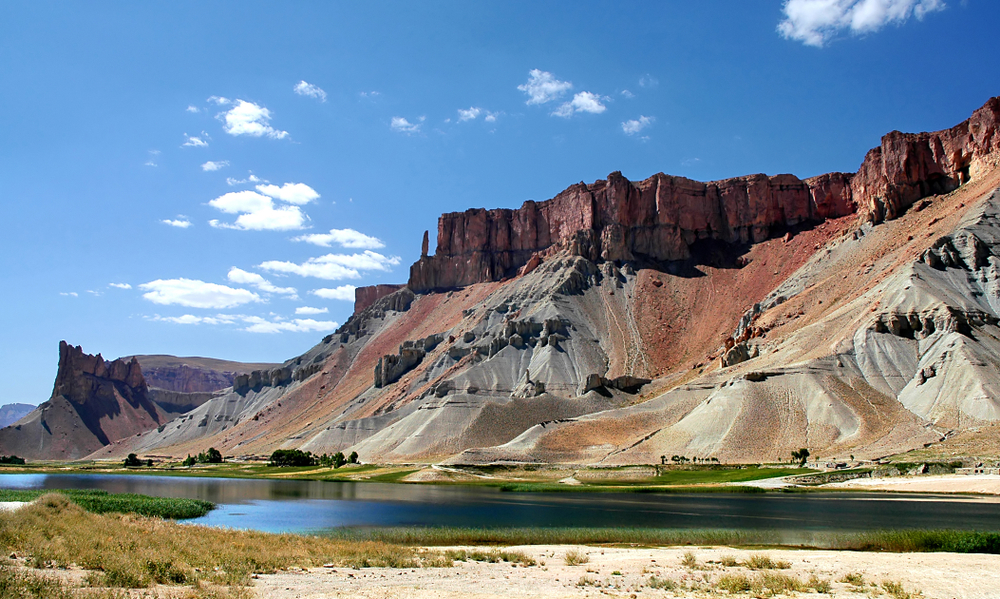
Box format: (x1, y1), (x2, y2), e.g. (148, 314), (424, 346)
(518, 69), (572, 105)
(109, 283), (132, 290)
(140, 278), (261, 309)
(458, 107), (482, 122)
(226, 173), (262, 186)
(227, 267), (298, 297)
(259, 251), (400, 280)
(186, 105), (200, 113)
(182, 133), (209, 148)
(201, 160), (229, 172)
(60, 292), (78, 297)
(778, 0), (946, 47)
(552, 92), (607, 118)
(219, 99), (289, 139)
(391, 116), (423, 134)
(162, 217), (192, 228)
(312, 285), (357, 301)
(622, 115), (654, 135)
(293, 228), (384, 249)
(208, 190), (309, 231)
(294, 80), (327, 102)
(295, 306), (328, 315)
(620, 90), (635, 99)
(639, 75), (659, 88)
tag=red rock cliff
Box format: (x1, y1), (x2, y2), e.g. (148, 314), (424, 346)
(408, 96), (1000, 292)
(354, 284), (407, 315)
(853, 97), (1000, 222)
(409, 171), (855, 291)
(53, 340), (147, 404)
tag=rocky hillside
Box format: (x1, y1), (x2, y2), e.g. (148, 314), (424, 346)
(42, 96), (1000, 464)
(0, 343), (217, 460)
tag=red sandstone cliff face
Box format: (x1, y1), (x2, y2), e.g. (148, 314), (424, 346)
(853, 97), (1000, 222)
(354, 284), (407, 315)
(409, 171), (856, 292)
(409, 97), (1000, 292)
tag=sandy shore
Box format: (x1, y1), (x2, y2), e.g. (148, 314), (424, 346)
(249, 545), (1000, 599)
(821, 474), (1000, 495)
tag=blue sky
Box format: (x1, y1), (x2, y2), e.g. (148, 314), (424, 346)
(2, 1), (998, 404)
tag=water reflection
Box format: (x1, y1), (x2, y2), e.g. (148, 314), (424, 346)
(3, 473), (999, 535)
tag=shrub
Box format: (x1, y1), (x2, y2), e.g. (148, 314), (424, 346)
(123, 453), (143, 467)
(681, 550), (698, 568)
(564, 549), (589, 565)
(807, 574), (831, 593)
(717, 573), (752, 593)
(744, 553), (790, 570)
(840, 572), (865, 586)
(0, 455), (25, 465)
(720, 554), (739, 567)
(760, 572), (803, 593)
(882, 580), (913, 599)
(647, 576), (677, 590)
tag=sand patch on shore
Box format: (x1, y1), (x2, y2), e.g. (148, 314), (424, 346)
(822, 474), (1000, 495)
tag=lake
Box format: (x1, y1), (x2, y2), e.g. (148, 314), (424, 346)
(3, 473), (1000, 536)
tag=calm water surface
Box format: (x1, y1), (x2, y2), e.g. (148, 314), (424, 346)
(3, 473), (999, 535)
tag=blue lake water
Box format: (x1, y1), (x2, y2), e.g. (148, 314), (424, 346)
(3, 473), (999, 536)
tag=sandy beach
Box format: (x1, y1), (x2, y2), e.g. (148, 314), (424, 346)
(821, 474), (1000, 495)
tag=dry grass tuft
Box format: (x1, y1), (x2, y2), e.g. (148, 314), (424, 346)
(744, 553), (791, 570)
(563, 549), (589, 566)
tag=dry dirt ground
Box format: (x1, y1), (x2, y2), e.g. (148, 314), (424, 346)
(250, 546), (999, 599)
(823, 474), (1000, 495)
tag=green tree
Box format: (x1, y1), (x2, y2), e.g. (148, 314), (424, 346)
(791, 448), (810, 467)
(183, 455), (196, 467)
(348, 451), (359, 464)
(333, 451), (346, 468)
(123, 453), (143, 467)
(269, 449), (317, 467)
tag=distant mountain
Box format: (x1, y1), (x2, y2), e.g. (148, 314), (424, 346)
(129, 355), (279, 393)
(0, 403), (33, 429)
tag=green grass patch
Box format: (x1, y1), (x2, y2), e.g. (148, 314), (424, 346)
(643, 466), (816, 485)
(0, 489), (213, 519)
(496, 482), (770, 493)
(841, 529), (1000, 553)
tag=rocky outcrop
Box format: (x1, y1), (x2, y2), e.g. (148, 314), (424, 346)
(579, 374), (651, 396)
(354, 284), (407, 315)
(140, 365), (236, 393)
(853, 97), (1000, 223)
(373, 335), (443, 388)
(233, 367), (293, 395)
(53, 341), (148, 403)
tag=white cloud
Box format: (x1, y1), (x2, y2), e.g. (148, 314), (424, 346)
(620, 89), (635, 99)
(778, 0), (945, 47)
(260, 251), (400, 280)
(552, 92), (607, 117)
(60, 292), (78, 297)
(86, 290), (103, 297)
(226, 173), (262, 186)
(312, 286), (357, 301)
(518, 69), (572, 105)
(622, 115), (654, 135)
(294, 80), (327, 102)
(293, 228), (385, 249)
(109, 283), (132, 290)
(140, 278), (261, 309)
(242, 316), (339, 334)
(391, 117), (422, 134)
(208, 96), (231, 105)
(162, 217), (192, 228)
(484, 112), (498, 123)
(219, 99), (288, 139)
(639, 75), (659, 88)
(226, 267), (297, 296)
(202, 160), (229, 171)
(145, 161), (157, 167)
(186, 105), (200, 113)
(207, 190), (309, 231)
(295, 306), (329, 315)
(182, 133), (208, 148)
(458, 107), (482, 122)
(150, 313), (241, 326)
(256, 182), (319, 205)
